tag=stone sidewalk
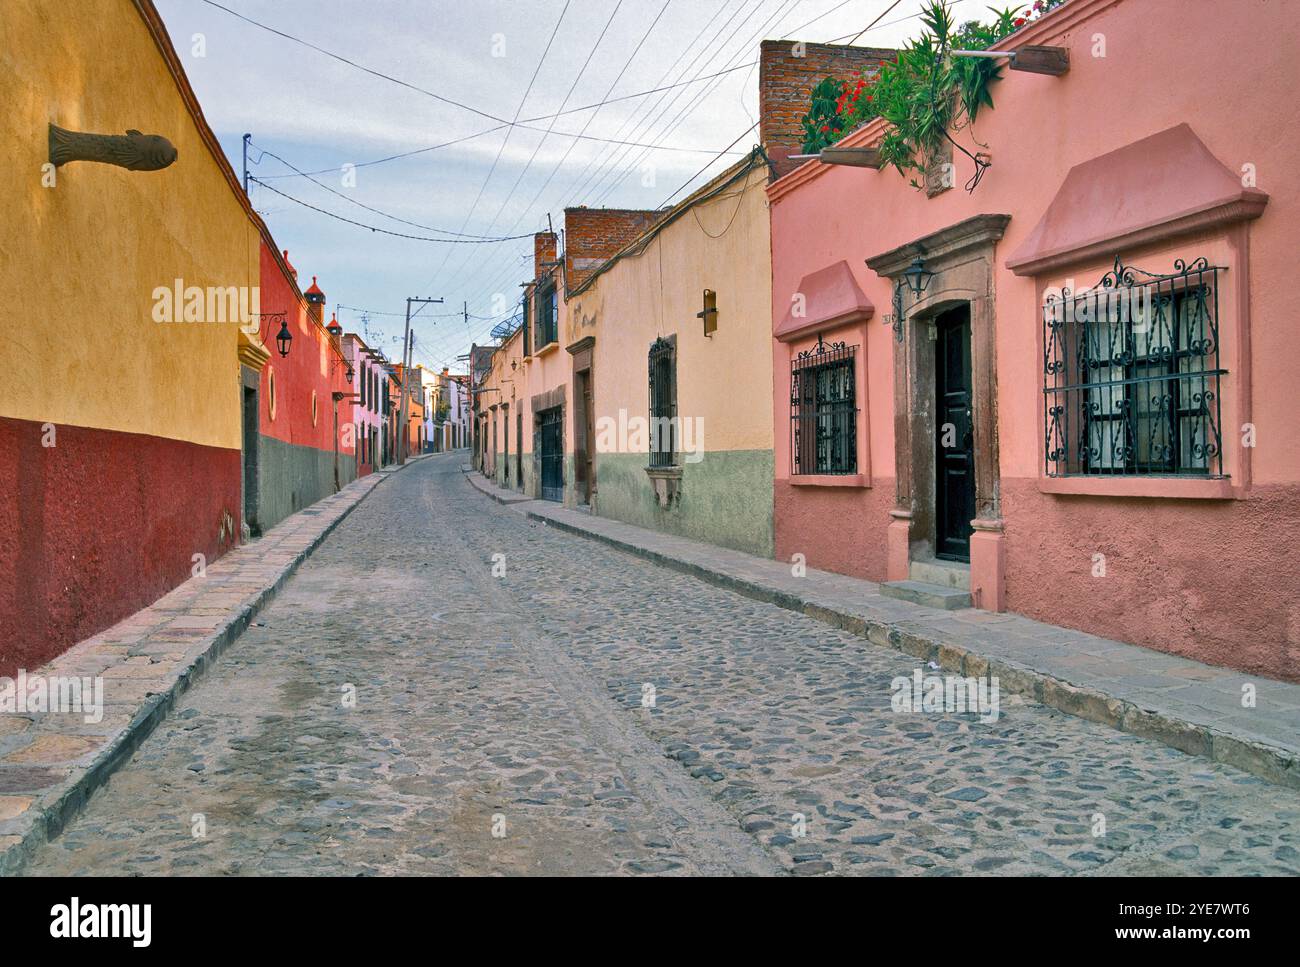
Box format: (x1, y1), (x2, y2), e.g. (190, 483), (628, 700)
(0, 459), (428, 875)
(463, 470), (1300, 790)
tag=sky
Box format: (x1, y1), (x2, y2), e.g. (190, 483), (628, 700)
(156, 0), (984, 373)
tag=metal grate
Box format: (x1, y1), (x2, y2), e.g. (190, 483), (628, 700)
(1043, 256), (1226, 478)
(539, 406), (563, 501)
(648, 337), (676, 468)
(791, 338), (857, 475)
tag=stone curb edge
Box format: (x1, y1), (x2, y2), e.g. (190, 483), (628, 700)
(461, 466), (532, 505)
(0, 459), (423, 876)
(521, 506), (1300, 792)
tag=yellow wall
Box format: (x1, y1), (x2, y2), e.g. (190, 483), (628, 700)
(0, 0), (257, 450)
(571, 164), (774, 452)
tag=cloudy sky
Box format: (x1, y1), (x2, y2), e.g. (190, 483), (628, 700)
(157, 0), (983, 371)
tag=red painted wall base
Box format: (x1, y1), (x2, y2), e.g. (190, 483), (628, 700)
(0, 417), (241, 678)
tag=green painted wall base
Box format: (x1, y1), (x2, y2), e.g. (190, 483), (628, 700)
(592, 449), (774, 558)
(256, 435), (356, 533)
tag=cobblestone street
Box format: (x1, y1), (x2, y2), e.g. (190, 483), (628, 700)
(22, 454), (1300, 876)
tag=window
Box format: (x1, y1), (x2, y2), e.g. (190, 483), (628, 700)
(791, 338), (857, 475)
(536, 282), (558, 348)
(648, 336), (676, 468)
(1043, 257), (1225, 477)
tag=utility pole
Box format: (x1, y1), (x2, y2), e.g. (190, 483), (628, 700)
(399, 296), (442, 463)
(241, 133), (251, 193)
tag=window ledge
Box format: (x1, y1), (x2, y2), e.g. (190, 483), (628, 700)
(535, 341), (560, 358)
(1038, 475), (1235, 500)
(788, 473), (869, 488)
(644, 465), (682, 508)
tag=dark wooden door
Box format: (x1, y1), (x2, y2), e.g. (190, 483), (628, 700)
(935, 305), (974, 561)
(540, 407), (563, 502)
(579, 370), (595, 503)
(241, 385), (259, 537)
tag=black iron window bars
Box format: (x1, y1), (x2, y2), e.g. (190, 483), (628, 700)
(1043, 256), (1226, 478)
(792, 337), (858, 475)
(648, 336), (676, 468)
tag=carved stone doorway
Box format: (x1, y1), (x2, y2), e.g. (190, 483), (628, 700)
(866, 213), (1011, 609)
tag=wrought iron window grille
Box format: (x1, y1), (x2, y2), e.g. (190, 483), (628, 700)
(648, 336), (677, 468)
(1042, 256), (1226, 478)
(791, 335), (858, 475)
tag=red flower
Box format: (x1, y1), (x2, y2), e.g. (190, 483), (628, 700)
(1013, 16), (1026, 26)
(821, 124), (830, 132)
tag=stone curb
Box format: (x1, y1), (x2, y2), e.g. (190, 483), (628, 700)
(461, 466), (534, 505)
(520, 507), (1300, 792)
(0, 459), (422, 876)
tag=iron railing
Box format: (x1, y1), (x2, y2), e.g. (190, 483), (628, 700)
(791, 338), (857, 475)
(1043, 256), (1226, 478)
(648, 337), (676, 468)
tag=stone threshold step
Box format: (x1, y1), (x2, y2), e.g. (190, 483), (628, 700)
(880, 580), (972, 610)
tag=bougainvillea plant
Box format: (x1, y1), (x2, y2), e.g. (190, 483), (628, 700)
(798, 0), (1069, 191)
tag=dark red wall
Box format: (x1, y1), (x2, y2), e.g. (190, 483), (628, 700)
(0, 417), (240, 678)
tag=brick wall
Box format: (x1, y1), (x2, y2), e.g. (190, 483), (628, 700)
(533, 231), (557, 281)
(563, 207), (661, 292)
(758, 39), (894, 178)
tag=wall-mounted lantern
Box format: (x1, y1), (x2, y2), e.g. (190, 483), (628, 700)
(902, 255), (934, 298)
(697, 288), (718, 337)
(345, 366), (354, 385)
(276, 320), (293, 358)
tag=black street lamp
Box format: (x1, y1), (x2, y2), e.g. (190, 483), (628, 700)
(276, 319), (293, 358)
(345, 365), (354, 385)
(902, 255), (934, 298)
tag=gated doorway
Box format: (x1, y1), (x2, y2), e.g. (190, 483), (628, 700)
(539, 406), (563, 502)
(934, 304), (974, 561)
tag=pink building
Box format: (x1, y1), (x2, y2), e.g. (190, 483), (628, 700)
(767, 0), (1299, 680)
(343, 333), (384, 477)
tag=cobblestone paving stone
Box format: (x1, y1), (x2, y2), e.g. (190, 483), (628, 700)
(22, 455), (1300, 876)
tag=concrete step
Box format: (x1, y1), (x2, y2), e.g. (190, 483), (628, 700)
(880, 580), (971, 610)
(908, 558), (971, 591)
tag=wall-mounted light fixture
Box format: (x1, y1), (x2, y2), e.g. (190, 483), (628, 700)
(902, 255), (934, 298)
(345, 366), (354, 385)
(697, 289), (718, 337)
(276, 320), (293, 358)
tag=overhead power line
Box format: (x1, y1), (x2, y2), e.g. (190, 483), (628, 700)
(199, 0), (757, 157)
(252, 142), (525, 238)
(248, 177), (534, 243)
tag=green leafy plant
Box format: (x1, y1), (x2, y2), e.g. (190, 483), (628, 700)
(800, 76), (851, 155)
(798, 0), (1067, 191)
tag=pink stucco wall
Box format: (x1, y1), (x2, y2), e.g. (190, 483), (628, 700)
(768, 0), (1300, 679)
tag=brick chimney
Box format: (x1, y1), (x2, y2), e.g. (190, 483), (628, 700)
(533, 232), (557, 281)
(304, 275), (325, 328)
(758, 39), (894, 179)
(563, 207), (660, 292)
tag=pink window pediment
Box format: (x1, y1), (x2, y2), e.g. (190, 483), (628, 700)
(1007, 123), (1268, 277)
(774, 260), (874, 342)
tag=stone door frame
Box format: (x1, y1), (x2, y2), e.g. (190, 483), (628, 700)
(866, 213), (1011, 609)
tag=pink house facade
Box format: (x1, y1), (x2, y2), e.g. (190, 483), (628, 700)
(343, 332), (383, 477)
(768, 0), (1300, 680)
